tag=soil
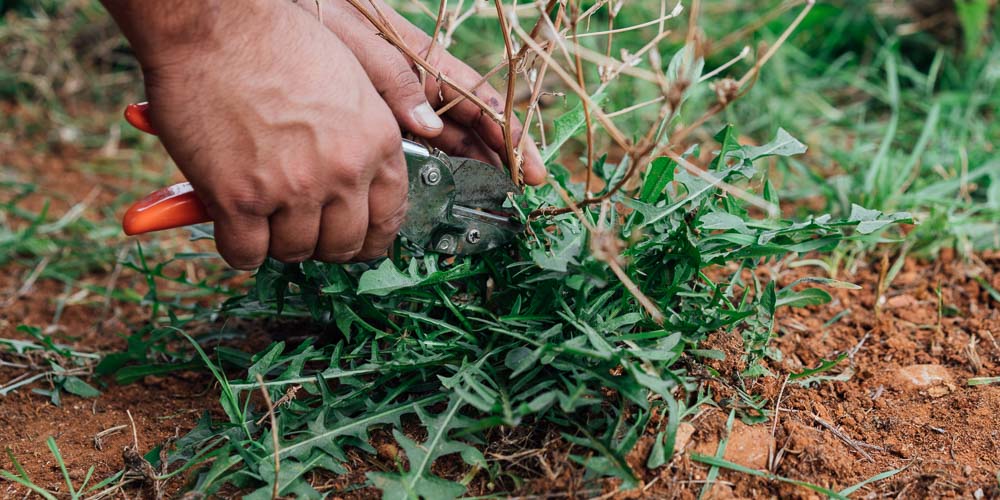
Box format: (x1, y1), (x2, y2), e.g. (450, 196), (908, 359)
(2, 144), (998, 499)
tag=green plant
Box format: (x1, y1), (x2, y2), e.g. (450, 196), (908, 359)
(4, 1), (960, 497)
(0, 326), (101, 405)
(113, 113), (909, 497)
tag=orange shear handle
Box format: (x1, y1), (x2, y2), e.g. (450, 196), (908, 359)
(122, 102), (214, 235)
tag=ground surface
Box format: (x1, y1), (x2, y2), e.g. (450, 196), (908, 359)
(1, 143), (998, 498)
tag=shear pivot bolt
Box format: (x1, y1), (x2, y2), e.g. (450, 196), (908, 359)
(436, 234), (456, 252)
(421, 166), (441, 186)
(466, 229), (481, 244)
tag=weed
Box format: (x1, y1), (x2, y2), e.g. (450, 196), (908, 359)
(2, 0), (991, 498)
(117, 113), (909, 497)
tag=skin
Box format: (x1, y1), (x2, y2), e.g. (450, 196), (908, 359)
(101, 0), (545, 269)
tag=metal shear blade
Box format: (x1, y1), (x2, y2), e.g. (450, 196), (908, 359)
(400, 140), (523, 256)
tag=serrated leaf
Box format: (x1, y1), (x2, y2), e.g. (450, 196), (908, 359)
(700, 212), (751, 234)
(367, 398), (473, 500)
(279, 395), (443, 461)
(357, 256), (472, 296)
(531, 228), (583, 272)
(743, 128), (807, 160)
(709, 124), (742, 171)
(847, 204), (913, 234)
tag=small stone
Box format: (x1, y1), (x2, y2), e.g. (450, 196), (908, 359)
(376, 442), (399, 460)
(974, 489), (984, 499)
(673, 423), (696, 454)
(705, 482), (735, 500)
(927, 383), (956, 398)
(885, 294), (917, 309)
(722, 420), (773, 470)
(893, 364), (953, 391)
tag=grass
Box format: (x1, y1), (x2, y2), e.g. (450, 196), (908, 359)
(709, 2), (1000, 259)
(1, 0), (998, 498)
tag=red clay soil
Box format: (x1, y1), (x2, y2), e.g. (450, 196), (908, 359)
(651, 250), (1000, 499)
(2, 145), (998, 498)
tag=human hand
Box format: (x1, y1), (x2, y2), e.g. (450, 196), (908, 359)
(103, 0), (410, 268)
(307, 0), (547, 186)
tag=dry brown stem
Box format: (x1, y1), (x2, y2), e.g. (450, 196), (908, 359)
(342, 0), (503, 126)
(492, 0), (523, 186)
(256, 373), (281, 500)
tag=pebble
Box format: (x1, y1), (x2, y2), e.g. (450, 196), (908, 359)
(673, 422), (696, 454)
(885, 294), (917, 309)
(894, 364), (953, 390)
(721, 420), (773, 470)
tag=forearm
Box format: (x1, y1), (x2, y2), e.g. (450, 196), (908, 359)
(99, 0), (268, 68)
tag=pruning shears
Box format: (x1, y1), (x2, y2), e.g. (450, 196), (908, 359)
(121, 103), (523, 256)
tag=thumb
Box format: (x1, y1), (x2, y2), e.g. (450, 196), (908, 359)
(365, 51), (443, 138)
(313, 6), (443, 137)
(385, 70), (444, 138)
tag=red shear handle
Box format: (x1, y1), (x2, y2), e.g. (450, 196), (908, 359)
(124, 102), (157, 135)
(123, 182), (213, 235)
(122, 102), (214, 234)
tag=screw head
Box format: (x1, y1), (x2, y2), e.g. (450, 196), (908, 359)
(466, 229), (481, 244)
(421, 166), (442, 186)
(436, 234), (456, 252)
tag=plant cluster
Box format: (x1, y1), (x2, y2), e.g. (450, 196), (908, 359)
(145, 112), (907, 496)
(2, 0), (945, 497)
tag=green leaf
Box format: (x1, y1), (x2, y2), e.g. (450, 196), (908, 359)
(640, 157), (677, 203)
(691, 453), (846, 499)
(280, 394), (445, 461)
(541, 90), (607, 164)
(62, 377), (100, 398)
(743, 128), (807, 160)
(847, 204), (912, 234)
(367, 398), (473, 500)
(789, 353), (847, 381)
(531, 227), (584, 273)
(839, 466), (907, 496)
(709, 125), (742, 171)
(666, 43), (705, 92)
(357, 256), (473, 296)
(776, 287), (832, 308)
(700, 212), (751, 235)
(955, 0), (990, 55)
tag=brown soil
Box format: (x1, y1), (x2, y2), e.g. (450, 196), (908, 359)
(656, 251), (1000, 499)
(2, 145), (998, 499)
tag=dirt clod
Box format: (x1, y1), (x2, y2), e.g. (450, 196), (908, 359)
(721, 421), (772, 470)
(893, 364), (953, 390)
(673, 422), (696, 455)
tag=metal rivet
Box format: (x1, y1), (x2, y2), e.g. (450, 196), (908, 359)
(421, 166), (441, 186)
(436, 234), (455, 252)
(466, 229), (481, 244)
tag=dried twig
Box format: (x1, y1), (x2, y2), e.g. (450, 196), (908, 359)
(547, 181), (665, 325)
(567, 0), (595, 194)
(768, 374), (789, 472)
(342, 0), (503, 125)
(810, 413), (875, 463)
(256, 374), (282, 499)
(492, 0), (523, 185)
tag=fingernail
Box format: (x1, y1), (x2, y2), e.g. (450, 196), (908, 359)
(412, 103), (443, 131)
